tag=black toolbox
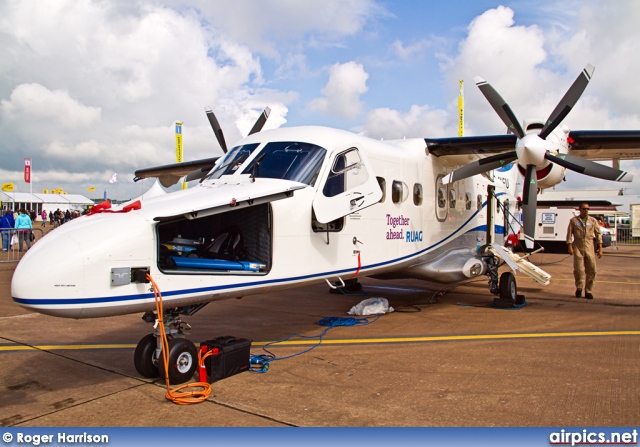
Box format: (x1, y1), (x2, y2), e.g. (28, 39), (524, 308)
(199, 336), (251, 383)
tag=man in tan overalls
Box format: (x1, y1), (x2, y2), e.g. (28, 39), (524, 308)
(566, 203), (603, 299)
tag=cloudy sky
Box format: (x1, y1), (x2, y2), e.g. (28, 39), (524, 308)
(1, 0), (640, 200)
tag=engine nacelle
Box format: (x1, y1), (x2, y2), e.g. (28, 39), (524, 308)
(517, 121), (569, 189)
(405, 248), (487, 284)
(536, 161), (566, 189)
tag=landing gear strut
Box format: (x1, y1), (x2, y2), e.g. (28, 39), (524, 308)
(133, 304), (207, 384)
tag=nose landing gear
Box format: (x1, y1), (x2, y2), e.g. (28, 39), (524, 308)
(133, 305), (205, 384)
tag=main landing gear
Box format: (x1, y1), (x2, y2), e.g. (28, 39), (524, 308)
(133, 304), (207, 384)
(479, 246), (525, 308)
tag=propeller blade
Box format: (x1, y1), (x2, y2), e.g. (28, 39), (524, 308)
(475, 76), (525, 139)
(204, 107), (228, 154)
(538, 64), (595, 140)
(522, 164), (537, 250)
(545, 152), (633, 182)
(248, 107), (271, 135)
(442, 151), (517, 185)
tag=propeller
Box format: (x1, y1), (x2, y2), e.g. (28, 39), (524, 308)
(443, 64), (633, 250)
(205, 106), (272, 154)
(184, 105), (272, 182)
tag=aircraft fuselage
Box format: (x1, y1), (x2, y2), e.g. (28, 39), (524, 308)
(12, 126), (521, 318)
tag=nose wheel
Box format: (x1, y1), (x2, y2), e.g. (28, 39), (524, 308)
(158, 338), (198, 384)
(134, 334), (198, 384)
(133, 333), (160, 379)
(134, 306), (205, 384)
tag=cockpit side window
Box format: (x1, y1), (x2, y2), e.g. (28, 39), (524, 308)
(242, 141), (327, 186)
(206, 143), (260, 180)
(323, 148), (368, 197)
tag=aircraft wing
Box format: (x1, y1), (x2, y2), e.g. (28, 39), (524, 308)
(424, 135), (517, 167)
(567, 130), (640, 161)
(426, 131), (640, 162)
(133, 157), (220, 187)
(425, 135), (517, 157)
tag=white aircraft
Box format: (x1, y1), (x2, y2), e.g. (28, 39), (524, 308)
(11, 64), (640, 384)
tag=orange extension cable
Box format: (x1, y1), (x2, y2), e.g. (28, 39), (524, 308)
(147, 274), (212, 405)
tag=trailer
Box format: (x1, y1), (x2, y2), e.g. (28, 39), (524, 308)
(533, 200), (616, 253)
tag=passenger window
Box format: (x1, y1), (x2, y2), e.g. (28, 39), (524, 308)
(477, 194), (483, 211)
(392, 181), (408, 203)
(376, 177), (386, 203)
(465, 192), (472, 210)
(413, 183), (423, 206)
(438, 188), (446, 208)
(449, 189), (456, 208)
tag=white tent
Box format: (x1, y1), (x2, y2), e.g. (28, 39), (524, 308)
(1, 192), (94, 218)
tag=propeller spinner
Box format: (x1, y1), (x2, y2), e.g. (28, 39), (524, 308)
(444, 64), (633, 249)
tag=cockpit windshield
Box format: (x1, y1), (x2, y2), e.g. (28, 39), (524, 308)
(242, 141), (327, 186)
(206, 143), (260, 180)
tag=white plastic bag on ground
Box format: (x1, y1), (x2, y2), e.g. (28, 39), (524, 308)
(348, 297), (394, 316)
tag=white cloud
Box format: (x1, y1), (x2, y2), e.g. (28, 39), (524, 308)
(308, 62), (369, 119)
(1, 83), (101, 128)
(391, 39), (431, 60)
(179, 0), (388, 57)
(364, 105), (451, 140)
(550, 1), (640, 119)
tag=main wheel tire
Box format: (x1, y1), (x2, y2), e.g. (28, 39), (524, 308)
(157, 338), (198, 385)
(134, 333), (160, 378)
(499, 271), (517, 302)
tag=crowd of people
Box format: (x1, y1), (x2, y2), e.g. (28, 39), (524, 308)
(1, 209), (33, 252)
(0, 207), (85, 252)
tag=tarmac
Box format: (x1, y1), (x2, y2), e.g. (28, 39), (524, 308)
(1, 238), (640, 427)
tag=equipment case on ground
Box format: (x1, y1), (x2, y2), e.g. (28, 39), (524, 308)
(200, 336), (251, 383)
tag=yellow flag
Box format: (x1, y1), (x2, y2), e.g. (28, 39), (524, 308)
(42, 189), (48, 194)
(87, 186), (96, 192)
(1, 182), (14, 192)
(175, 121), (183, 163)
(458, 79), (464, 137)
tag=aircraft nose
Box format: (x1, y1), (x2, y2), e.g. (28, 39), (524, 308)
(12, 232), (85, 318)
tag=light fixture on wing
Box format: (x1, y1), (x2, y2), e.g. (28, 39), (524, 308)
(443, 64), (633, 249)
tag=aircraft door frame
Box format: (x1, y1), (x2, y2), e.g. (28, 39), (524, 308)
(312, 145), (383, 224)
